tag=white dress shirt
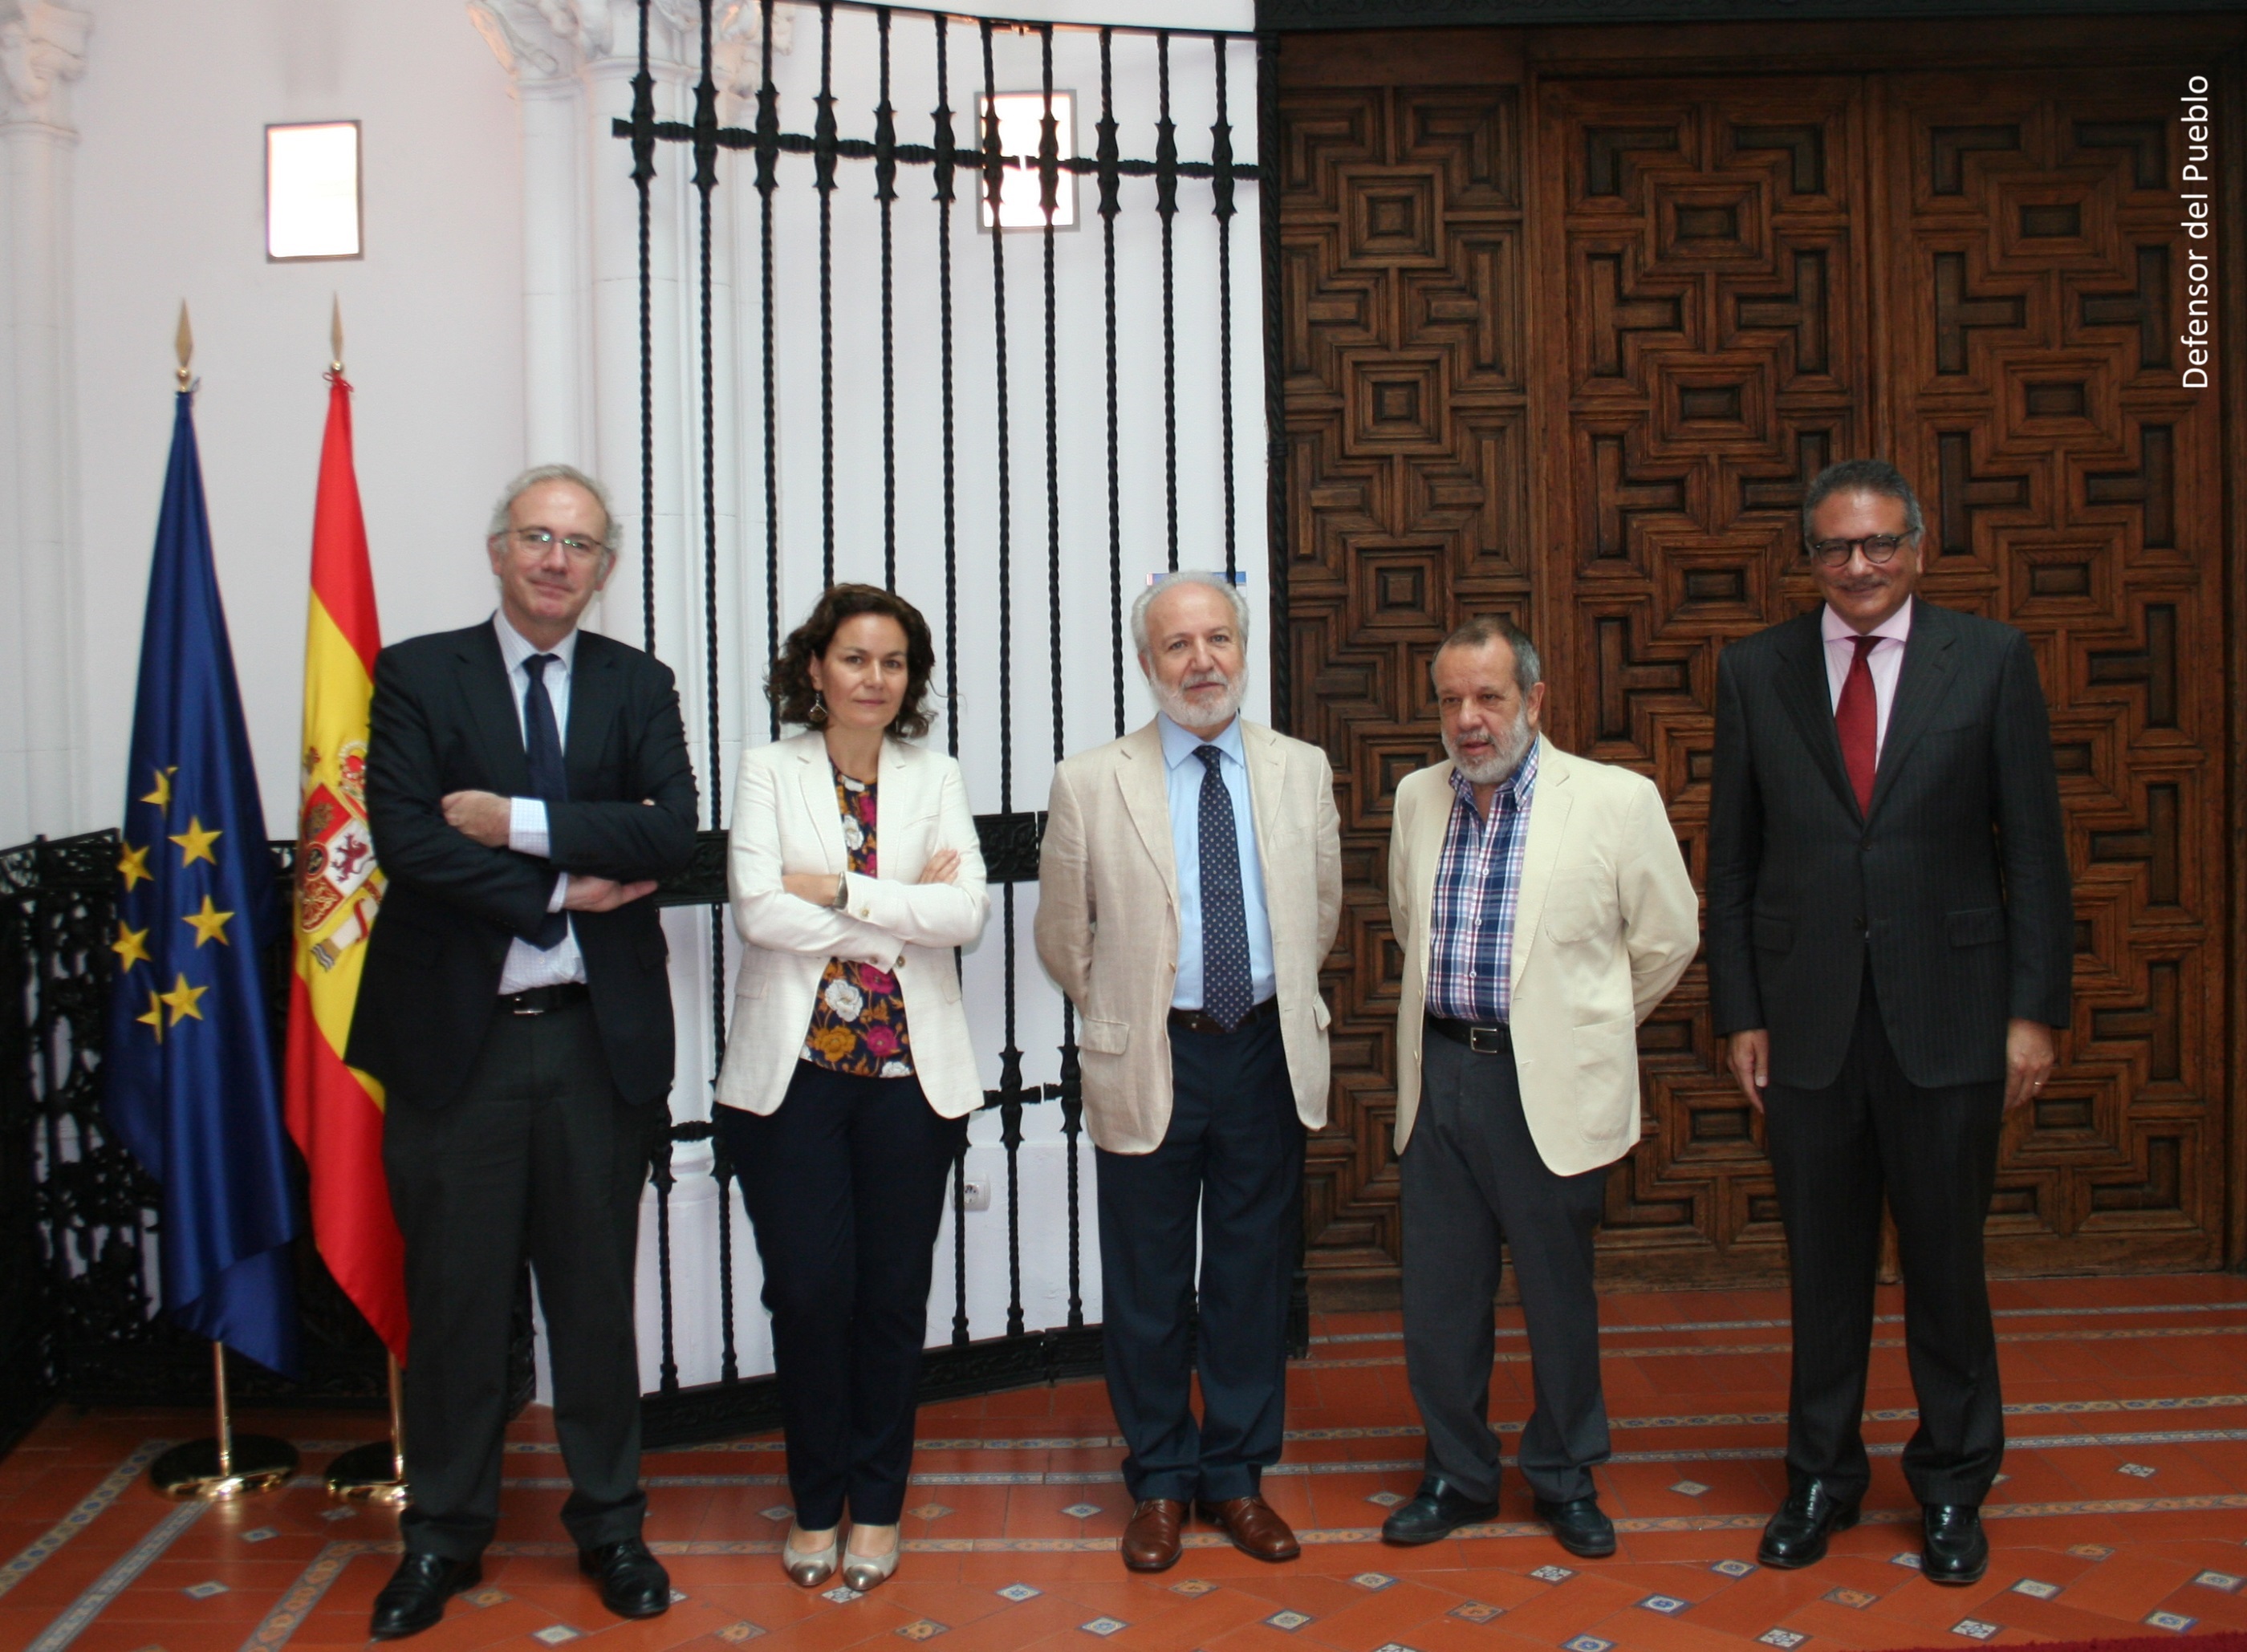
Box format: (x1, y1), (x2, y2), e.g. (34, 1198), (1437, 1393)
(1821, 599), (1913, 761)
(491, 613), (587, 992)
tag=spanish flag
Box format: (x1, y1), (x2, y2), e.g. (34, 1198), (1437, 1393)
(283, 368), (407, 1362)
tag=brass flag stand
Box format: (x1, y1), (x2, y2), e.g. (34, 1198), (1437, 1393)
(149, 1341), (299, 1499)
(324, 1354), (408, 1503)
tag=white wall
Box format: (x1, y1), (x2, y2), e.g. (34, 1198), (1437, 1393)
(14, 0), (1265, 1395)
(69, 0), (526, 838)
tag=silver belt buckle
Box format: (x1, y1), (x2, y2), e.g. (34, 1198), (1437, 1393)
(510, 995), (545, 1017)
(1470, 1025), (1505, 1055)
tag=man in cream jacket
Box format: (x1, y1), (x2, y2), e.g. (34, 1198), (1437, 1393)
(1381, 617), (1697, 1558)
(1036, 571), (1342, 1574)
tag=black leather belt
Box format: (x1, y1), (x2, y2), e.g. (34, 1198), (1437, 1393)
(1168, 996), (1280, 1037)
(1427, 1014), (1510, 1054)
(500, 983), (590, 1016)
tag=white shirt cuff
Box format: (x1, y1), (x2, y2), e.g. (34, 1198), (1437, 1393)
(548, 873), (569, 914)
(509, 797), (551, 859)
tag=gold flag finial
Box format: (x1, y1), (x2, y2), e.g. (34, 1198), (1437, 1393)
(330, 295), (344, 375)
(175, 302), (193, 390)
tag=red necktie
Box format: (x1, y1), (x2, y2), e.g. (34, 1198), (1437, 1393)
(1835, 633), (1879, 815)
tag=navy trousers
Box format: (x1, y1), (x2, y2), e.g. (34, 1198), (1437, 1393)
(1095, 1012), (1302, 1504)
(720, 1061), (965, 1528)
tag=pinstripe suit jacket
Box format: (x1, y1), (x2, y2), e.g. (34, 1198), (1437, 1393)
(1705, 598), (2073, 1092)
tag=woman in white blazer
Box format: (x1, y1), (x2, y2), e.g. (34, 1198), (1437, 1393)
(714, 584), (989, 1593)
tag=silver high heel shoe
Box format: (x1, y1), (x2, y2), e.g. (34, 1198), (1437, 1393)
(840, 1526), (901, 1592)
(782, 1524), (838, 1588)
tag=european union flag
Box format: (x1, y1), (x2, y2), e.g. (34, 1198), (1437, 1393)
(104, 389), (301, 1378)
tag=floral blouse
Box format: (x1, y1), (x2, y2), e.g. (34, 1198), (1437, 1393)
(802, 766), (914, 1078)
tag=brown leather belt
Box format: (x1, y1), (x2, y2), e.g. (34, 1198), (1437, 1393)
(501, 983), (590, 1016)
(1167, 996), (1280, 1038)
(1426, 1014), (1511, 1055)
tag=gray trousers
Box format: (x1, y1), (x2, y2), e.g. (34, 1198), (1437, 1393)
(1400, 1024), (1611, 1504)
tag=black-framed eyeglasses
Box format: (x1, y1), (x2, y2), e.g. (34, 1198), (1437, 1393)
(510, 526), (608, 559)
(1806, 533), (1910, 568)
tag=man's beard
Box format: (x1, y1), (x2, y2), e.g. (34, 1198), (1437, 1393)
(1444, 702), (1535, 785)
(1149, 665), (1245, 733)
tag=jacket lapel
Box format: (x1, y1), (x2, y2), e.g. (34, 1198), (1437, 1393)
(1866, 597), (1956, 822)
(1508, 738), (1573, 992)
(456, 624), (533, 794)
(1241, 721), (1286, 883)
(563, 635), (618, 797)
(794, 736), (849, 871)
(1773, 608), (1862, 821)
(1116, 724), (1179, 904)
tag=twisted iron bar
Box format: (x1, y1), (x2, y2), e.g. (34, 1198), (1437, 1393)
(816, 0), (839, 587)
(1157, 32), (1179, 573)
(877, 6), (898, 591)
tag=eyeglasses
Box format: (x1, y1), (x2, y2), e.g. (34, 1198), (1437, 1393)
(1806, 533), (1910, 568)
(510, 527), (608, 559)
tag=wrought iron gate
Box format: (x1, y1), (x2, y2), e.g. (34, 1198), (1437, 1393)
(2, 0), (1283, 1456)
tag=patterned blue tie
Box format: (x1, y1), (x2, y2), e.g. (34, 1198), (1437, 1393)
(522, 653), (569, 950)
(1195, 745), (1253, 1031)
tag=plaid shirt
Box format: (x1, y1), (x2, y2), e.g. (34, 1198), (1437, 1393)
(1423, 739), (1540, 1026)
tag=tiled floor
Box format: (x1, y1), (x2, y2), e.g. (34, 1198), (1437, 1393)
(6, 1276), (2247, 1652)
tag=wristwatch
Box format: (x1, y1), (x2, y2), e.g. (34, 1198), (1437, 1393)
(831, 873), (848, 910)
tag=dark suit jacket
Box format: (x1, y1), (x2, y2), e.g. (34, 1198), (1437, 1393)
(1705, 598), (2072, 1091)
(346, 621), (699, 1109)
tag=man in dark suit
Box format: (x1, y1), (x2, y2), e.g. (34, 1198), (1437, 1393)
(347, 465), (697, 1638)
(1708, 459), (2070, 1587)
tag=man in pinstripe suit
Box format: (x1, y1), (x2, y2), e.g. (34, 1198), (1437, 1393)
(1708, 460), (2073, 1586)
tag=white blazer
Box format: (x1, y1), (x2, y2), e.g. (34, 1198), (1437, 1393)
(1388, 736), (1700, 1175)
(715, 731), (992, 1118)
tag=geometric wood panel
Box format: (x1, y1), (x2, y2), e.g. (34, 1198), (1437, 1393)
(1282, 82), (1532, 1293)
(1284, 25), (2237, 1294)
(1884, 72), (2225, 1271)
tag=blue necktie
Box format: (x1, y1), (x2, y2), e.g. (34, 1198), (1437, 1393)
(522, 653), (569, 950)
(1196, 745), (1253, 1031)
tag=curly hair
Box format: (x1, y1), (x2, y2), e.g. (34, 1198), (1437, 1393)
(766, 583), (939, 739)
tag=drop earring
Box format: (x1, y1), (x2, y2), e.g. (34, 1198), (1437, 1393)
(811, 690), (827, 723)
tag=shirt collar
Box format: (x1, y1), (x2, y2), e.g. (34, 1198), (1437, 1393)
(1449, 733), (1541, 814)
(1158, 711), (1245, 772)
(494, 611), (580, 675)
(1821, 597), (1913, 647)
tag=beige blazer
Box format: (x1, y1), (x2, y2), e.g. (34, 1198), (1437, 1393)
(716, 732), (991, 1118)
(1035, 719), (1343, 1154)
(1388, 736), (1699, 1175)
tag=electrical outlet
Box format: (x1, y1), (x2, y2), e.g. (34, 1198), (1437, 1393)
(957, 1175), (992, 1213)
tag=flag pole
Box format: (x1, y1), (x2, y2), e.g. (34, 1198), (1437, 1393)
(148, 1341), (299, 1499)
(324, 1354), (408, 1503)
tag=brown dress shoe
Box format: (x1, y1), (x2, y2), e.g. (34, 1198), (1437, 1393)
(1121, 1499), (1187, 1572)
(1197, 1496), (1300, 1562)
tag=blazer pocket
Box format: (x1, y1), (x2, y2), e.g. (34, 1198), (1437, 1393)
(1310, 995), (1332, 1030)
(1543, 869), (1617, 944)
(1947, 906), (2005, 948)
(1753, 912), (1794, 954)
(1080, 1017), (1130, 1055)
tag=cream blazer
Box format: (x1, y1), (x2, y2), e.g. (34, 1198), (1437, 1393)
(1034, 718), (1343, 1155)
(1388, 737), (1699, 1175)
(715, 732), (991, 1118)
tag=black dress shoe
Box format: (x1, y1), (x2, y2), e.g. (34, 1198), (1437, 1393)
(370, 1552), (482, 1640)
(1381, 1477), (1501, 1546)
(1921, 1504), (1988, 1585)
(1533, 1496), (1616, 1558)
(579, 1537), (672, 1618)
(1757, 1479), (1862, 1569)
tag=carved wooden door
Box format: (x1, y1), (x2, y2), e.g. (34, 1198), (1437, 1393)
(1283, 46), (2230, 1294)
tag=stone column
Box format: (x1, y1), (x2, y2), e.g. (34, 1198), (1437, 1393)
(0, 0), (91, 843)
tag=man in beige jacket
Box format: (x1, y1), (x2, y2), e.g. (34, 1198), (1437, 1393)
(1036, 571), (1342, 1574)
(1381, 618), (1697, 1558)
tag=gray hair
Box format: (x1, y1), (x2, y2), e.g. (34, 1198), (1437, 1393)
(1433, 615), (1542, 695)
(1801, 458), (1924, 546)
(488, 463), (616, 558)
(1130, 570), (1253, 659)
